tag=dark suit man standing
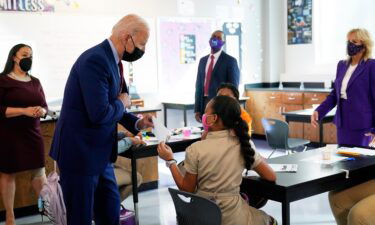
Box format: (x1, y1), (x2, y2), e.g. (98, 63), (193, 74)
(49, 14), (153, 225)
(194, 30), (240, 122)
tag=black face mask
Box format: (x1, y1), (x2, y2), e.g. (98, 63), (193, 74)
(18, 57), (32, 72)
(122, 36), (145, 62)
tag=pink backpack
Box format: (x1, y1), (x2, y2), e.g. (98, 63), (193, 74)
(120, 205), (136, 225)
(39, 163), (67, 225)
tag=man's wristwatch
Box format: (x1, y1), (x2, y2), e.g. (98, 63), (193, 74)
(165, 159), (177, 168)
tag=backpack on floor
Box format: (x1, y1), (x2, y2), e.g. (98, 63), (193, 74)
(39, 162), (67, 225)
(120, 204), (136, 225)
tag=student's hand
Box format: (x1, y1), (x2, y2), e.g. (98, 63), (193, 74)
(195, 112), (202, 123)
(136, 132), (143, 140)
(137, 114), (154, 130)
(157, 141), (174, 161)
(129, 137), (146, 146)
(311, 111), (319, 128)
(124, 130), (134, 137)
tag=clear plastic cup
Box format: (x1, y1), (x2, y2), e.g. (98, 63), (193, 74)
(322, 148), (332, 160)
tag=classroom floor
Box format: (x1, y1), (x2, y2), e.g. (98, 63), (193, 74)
(0, 139), (337, 225)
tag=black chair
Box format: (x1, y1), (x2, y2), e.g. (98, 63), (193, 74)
(262, 118), (310, 158)
(168, 188), (222, 225)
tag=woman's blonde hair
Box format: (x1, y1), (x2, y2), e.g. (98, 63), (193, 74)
(347, 28), (373, 61)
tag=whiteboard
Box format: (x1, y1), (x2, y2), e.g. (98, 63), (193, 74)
(0, 13), (157, 101)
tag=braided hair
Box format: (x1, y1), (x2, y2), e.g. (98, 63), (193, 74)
(211, 95), (255, 170)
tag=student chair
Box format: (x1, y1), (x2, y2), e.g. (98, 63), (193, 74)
(262, 118), (310, 158)
(168, 188), (222, 225)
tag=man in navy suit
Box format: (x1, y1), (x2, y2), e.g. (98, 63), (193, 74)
(194, 30), (240, 122)
(49, 14), (153, 225)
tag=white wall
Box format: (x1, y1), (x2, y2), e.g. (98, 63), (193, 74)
(262, 0), (285, 83)
(280, 0), (375, 83)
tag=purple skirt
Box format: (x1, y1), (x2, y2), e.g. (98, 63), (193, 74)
(337, 128), (372, 147)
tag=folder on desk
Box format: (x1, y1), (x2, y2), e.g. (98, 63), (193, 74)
(337, 147), (375, 156)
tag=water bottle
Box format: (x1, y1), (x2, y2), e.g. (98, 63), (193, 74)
(38, 196), (43, 212)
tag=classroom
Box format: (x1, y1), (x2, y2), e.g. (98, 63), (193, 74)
(1, 0), (375, 225)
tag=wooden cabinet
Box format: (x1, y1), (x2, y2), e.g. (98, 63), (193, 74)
(303, 93), (337, 144)
(282, 92), (303, 105)
(281, 92), (304, 139)
(304, 93), (328, 105)
(246, 91), (270, 135)
(283, 104), (304, 138)
(245, 89), (337, 144)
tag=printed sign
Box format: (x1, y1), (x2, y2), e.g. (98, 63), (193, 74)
(0, 0), (55, 12)
(179, 34), (196, 64)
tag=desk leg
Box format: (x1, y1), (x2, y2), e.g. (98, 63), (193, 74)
(319, 121), (324, 147)
(131, 153), (139, 225)
(183, 109), (187, 127)
(164, 104), (167, 127)
(282, 201), (290, 225)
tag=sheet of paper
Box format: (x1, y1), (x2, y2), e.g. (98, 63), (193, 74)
(269, 164), (298, 173)
(338, 147), (375, 156)
(300, 155), (347, 165)
(152, 116), (171, 143)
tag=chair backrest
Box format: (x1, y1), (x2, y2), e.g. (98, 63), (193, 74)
(168, 188), (222, 225)
(261, 118), (289, 150)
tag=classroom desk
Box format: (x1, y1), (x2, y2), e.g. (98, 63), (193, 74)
(282, 108), (336, 146)
(120, 134), (201, 225)
(241, 149), (375, 225)
(162, 97), (249, 127)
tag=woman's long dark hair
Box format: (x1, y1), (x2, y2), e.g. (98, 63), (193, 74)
(0, 44), (32, 76)
(211, 95), (255, 170)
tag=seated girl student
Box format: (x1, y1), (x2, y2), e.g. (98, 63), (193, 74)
(158, 96), (277, 225)
(216, 82), (252, 136)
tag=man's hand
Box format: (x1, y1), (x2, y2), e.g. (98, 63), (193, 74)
(311, 111), (319, 128)
(195, 112), (202, 123)
(137, 114), (154, 130)
(118, 93), (131, 108)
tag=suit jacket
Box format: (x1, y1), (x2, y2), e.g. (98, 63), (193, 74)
(316, 59), (375, 131)
(49, 40), (139, 175)
(194, 51), (240, 114)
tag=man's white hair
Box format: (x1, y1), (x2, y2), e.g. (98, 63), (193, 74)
(112, 14), (149, 37)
